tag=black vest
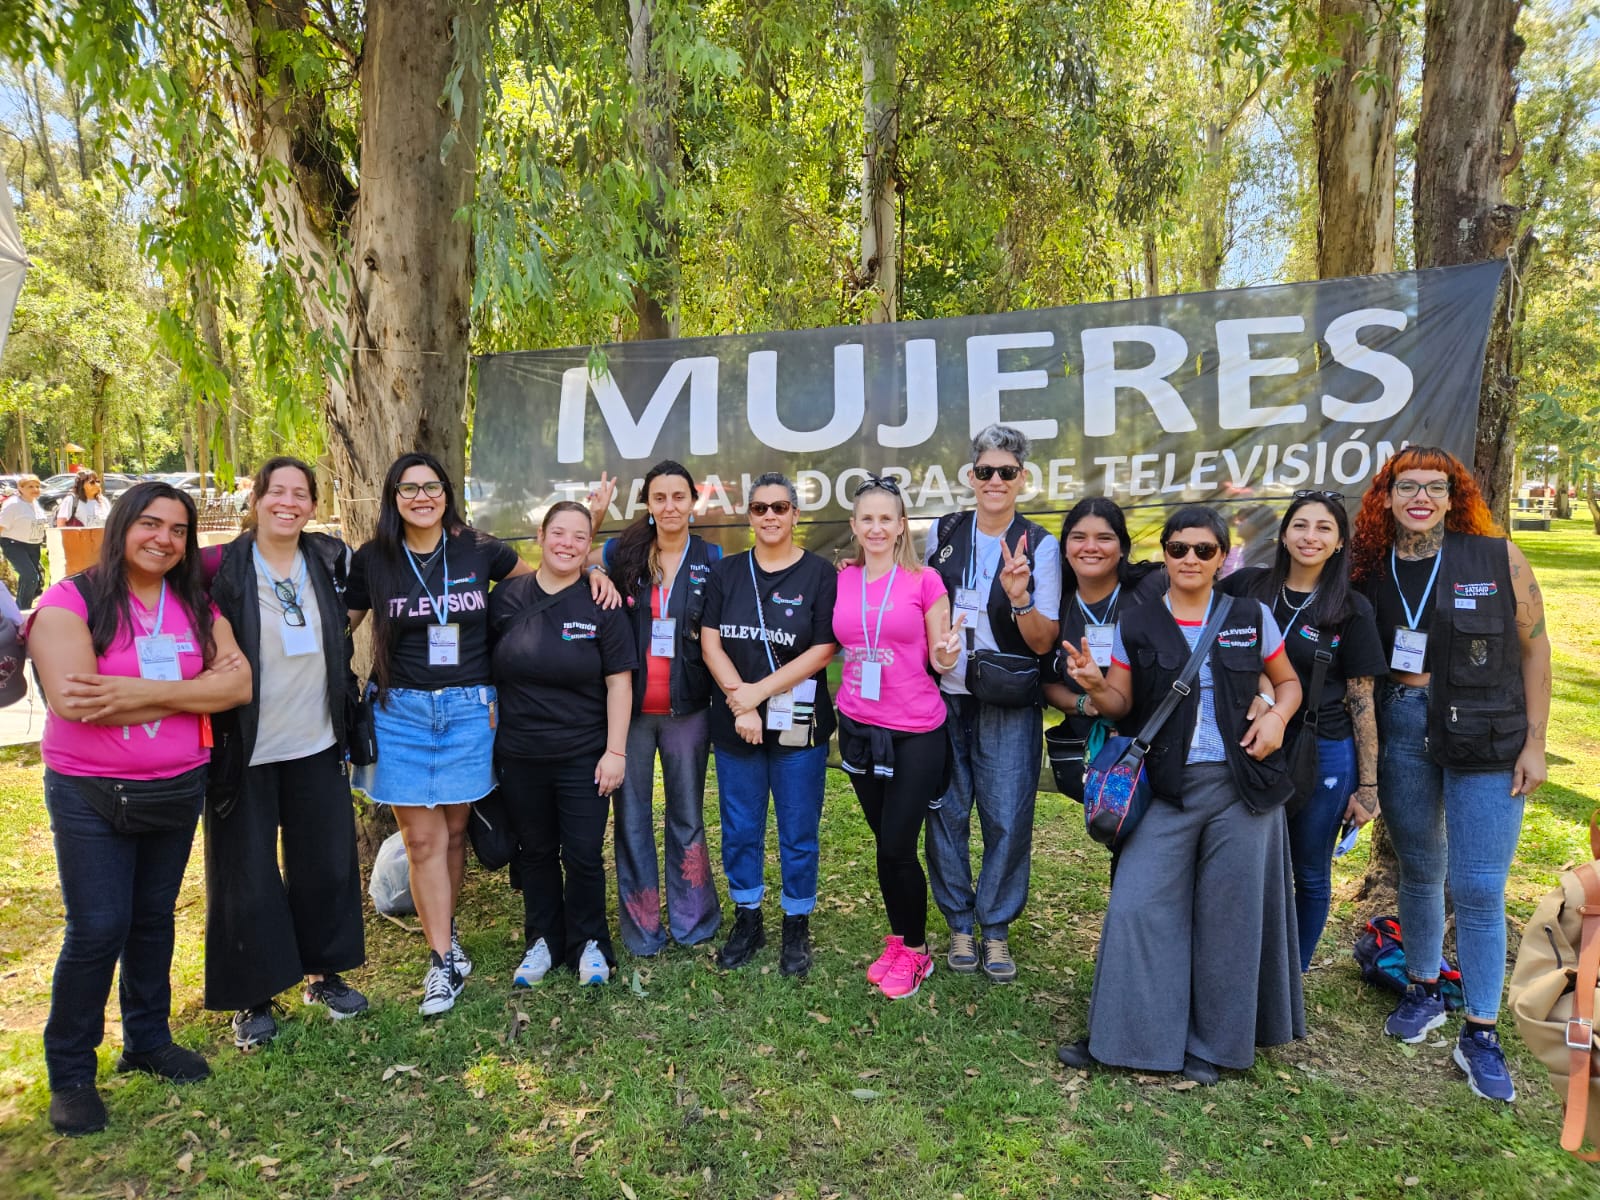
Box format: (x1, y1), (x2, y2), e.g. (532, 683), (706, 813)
(617, 534), (719, 716)
(1382, 532), (1527, 771)
(1118, 593), (1293, 810)
(930, 511), (1048, 660)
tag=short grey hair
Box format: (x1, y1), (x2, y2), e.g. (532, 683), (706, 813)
(748, 471), (798, 506)
(971, 423), (1030, 465)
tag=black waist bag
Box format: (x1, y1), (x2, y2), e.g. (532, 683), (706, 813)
(968, 650), (1040, 708)
(77, 764), (207, 834)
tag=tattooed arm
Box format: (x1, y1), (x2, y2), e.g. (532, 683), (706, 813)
(1509, 542), (1552, 796)
(1343, 676), (1379, 826)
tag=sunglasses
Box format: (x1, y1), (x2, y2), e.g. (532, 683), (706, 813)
(747, 500), (794, 516)
(396, 481), (445, 499)
(1392, 479), (1451, 500)
(853, 476), (901, 497)
(1163, 540), (1222, 561)
(972, 464), (1022, 482)
(272, 579), (307, 627)
(1293, 489), (1344, 503)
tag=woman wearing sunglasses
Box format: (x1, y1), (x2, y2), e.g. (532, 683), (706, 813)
(202, 457), (369, 1050)
(700, 473), (838, 976)
(1349, 446), (1550, 1103)
(925, 424), (1061, 983)
(833, 477), (959, 999)
(1060, 506), (1303, 1085)
(57, 472), (113, 528)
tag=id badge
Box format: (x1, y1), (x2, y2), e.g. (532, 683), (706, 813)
(1391, 627), (1427, 674)
(135, 634), (182, 681)
(281, 618), (320, 658)
(428, 623), (461, 667)
(859, 658), (883, 702)
(766, 689), (795, 731)
(650, 617), (676, 658)
(954, 588), (983, 620)
(1086, 623), (1114, 669)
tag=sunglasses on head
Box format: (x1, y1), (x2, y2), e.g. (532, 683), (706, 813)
(747, 500), (794, 516)
(1163, 540), (1222, 561)
(972, 463), (1022, 482)
(1292, 489), (1344, 503)
(396, 480), (445, 499)
(853, 475), (901, 497)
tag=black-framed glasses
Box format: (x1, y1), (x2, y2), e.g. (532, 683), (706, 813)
(747, 500), (794, 516)
(396, 480), (445, 499)
(1392, 479), (1451, 500)
(972, 464), (1022, 482)
(1293, 489), (1345, 503)
(1163, 540), (1222, 561)
(273, 579), (307, 627)
(853, 475), (901, 497)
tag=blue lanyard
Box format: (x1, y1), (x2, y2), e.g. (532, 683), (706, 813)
(252, 544), (305, 613)
(139, 579), (169, 637)
(1164, 590), (1214, 631)
(747, 552), (780, 675)
(657, 547), (686, 618)
(859, 564), (898, 662)
(1390, 548), (1443, 630)
(1076, 583), (1121, 628)
(407, 540), (451, 626)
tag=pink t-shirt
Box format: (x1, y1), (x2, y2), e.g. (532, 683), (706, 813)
(833, 564), (949, 733)
(32, 578), (214, 780)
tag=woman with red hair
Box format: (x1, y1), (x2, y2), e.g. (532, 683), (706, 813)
(1350, 446), (1551, 1104)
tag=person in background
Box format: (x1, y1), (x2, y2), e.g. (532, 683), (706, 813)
(833, 477), (958, 999)
(1, 474), (49, 608)
(28, 481), (252, 1135)
(1350, 446), (1550, 1103)
(1217, 491), (1386, 972)
(491, 501), (636, 986)
(588, 462), (724, 957)
(203, 457), (368, 1049)
(57, 472), (113, 529)
(925, 424), (1062, 982)
(700, 473), (839, 977)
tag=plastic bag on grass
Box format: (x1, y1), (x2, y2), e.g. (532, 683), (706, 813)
(368, 830), (415, 916)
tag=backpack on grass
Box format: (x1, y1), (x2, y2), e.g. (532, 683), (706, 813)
(1352, 915), (1466, 1011)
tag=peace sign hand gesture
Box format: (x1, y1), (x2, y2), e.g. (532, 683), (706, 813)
(587, 472), (618, 527)
(934, 613), (967, 671)
(1062, 637), (1106, 693)
(998, 533), (1032, 607)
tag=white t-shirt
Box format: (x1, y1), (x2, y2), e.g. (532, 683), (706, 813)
(58, 494), (113, 528)
(0, 497), (49, 544)
(249, 550), (337, 767)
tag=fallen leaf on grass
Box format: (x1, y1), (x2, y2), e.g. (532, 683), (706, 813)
(831, 1114), (842, 1131)
(620, 1182), (638, 1200)
(249, 1156), (280, 1169)
(850, 1089), (881, 1101)
(381, 1064), (418, 1082)
(964, 1068), (980, 1077)
(1169, 1080), (1199, 1092)
(629, 970), (648, 998)
(175, 1152), (193, 1175)
(1403, 1177), (1420, 1187)
(807, 1011), (831, 1024)
(1301, 1135), (1314, 1150)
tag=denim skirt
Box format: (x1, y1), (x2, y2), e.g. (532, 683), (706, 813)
(354, 685), (497, 808)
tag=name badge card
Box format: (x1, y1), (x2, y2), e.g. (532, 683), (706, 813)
(135, 634), (182, 681)
(282, 619), (320, 658)
(1086, 624), (1114, 669)
(859, 658), (883, 702)
(954, 588), (983, 619)
(1391, 627), (1427, 674)
(428, 623), (461, 667)
(766, 689), (795, 731)
(650, 617), (676, 658)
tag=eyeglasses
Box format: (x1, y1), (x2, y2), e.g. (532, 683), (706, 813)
(853, 476), (901, 497)
(1163, 540), (1222, 561)
(1293, 489), (1344, 503)
(747, 500), (794, 516)
(1392, 479), (1451, 500)
(272, 579), (307, 627)
(972, 464), (1022, 482)
(396, 481), (445, 499)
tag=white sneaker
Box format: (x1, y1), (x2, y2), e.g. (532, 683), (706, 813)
(450, 922), (473, 979)
(514, 939), (553, 988)
(578, 940), (610, 986)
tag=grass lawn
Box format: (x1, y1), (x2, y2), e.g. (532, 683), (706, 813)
(2, 522), (1599, 1198)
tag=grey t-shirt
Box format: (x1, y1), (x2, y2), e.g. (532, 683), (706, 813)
(250, 550), (337, 767)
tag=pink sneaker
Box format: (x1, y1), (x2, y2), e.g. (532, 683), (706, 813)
(879, 947), (934, 999)
(867, 935), (905, 985)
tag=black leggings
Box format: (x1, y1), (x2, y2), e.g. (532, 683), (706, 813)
(848, 726), (947, 948)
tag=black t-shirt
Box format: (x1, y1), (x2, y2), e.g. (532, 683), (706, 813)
(1372, 554), (1439, 670)
(488, 575), (637, 760)
(702, 549), (838, 751)
(1051, 564), (1169, 694)
(1218, 566), (1388, 740)
(348, 528), (522, 690)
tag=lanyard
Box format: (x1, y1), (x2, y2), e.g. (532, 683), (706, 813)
(859, 564), (898, 661)
(964, 522), (1002, 591)
(252, 544), (306, 612)
(136, 579), (169, 637)
(407, 539), (451, 626)
(1164, 590), (1214, 633)
(747, 552), (782, 675)
(657, 546), (687, 618)
(1075, 583), (1121, 628)
(1390, 548), (1443, 630)
(1277, 585), (1317, 636)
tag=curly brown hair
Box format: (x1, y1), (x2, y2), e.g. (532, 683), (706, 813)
(1348, 445), (1502, 586)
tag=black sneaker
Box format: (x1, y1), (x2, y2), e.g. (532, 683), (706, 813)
(116, 1042), (210, 1084)
(419, 950), (464, 1016)
(303, 975), (369, 1019)
(716, 906), (765, 969)
(232, 1004), (279, 1050)
(1181, 1054), (1220, 1087)
(1056, 1038), (1096, 1070)
(779, 913), (813, 977)
(48, 1084), (108, 1136)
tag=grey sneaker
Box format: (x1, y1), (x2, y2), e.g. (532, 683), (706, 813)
(303, 975), (369, 1019)
(232, 1004), (279, 1050)
(981, 937), (1017, 983)
(947, 931), (978, 973)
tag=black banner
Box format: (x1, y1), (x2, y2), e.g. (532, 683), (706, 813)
(472, 263), (1503, 562)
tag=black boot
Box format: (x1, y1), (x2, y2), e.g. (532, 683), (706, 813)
(716, 905), (765, 969)
(779, 913), (812, 977)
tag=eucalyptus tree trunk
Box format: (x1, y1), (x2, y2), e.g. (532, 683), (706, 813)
(627, 0), (678, 339)
(859, 0), (899, 323)
(1414, 0), (1524, 526)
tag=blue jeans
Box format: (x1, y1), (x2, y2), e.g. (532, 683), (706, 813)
(1286, 736), (1357, 972)
(713, 741), (827, 916)
(43, 769), (201, 1090)
(925, 694), (1042, 940)
(615, 710), (722, 954)
(1377, 681), (1524, 1021)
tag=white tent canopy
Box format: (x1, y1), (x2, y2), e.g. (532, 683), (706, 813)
(0, 161), (28, 364)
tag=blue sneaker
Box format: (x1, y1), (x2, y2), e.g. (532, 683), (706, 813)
(1453, 1026), (1516, 1102)
(1384, 983), (1447, 1043)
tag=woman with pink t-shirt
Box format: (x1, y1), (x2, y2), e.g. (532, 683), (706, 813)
(832, 478), (961, 999)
